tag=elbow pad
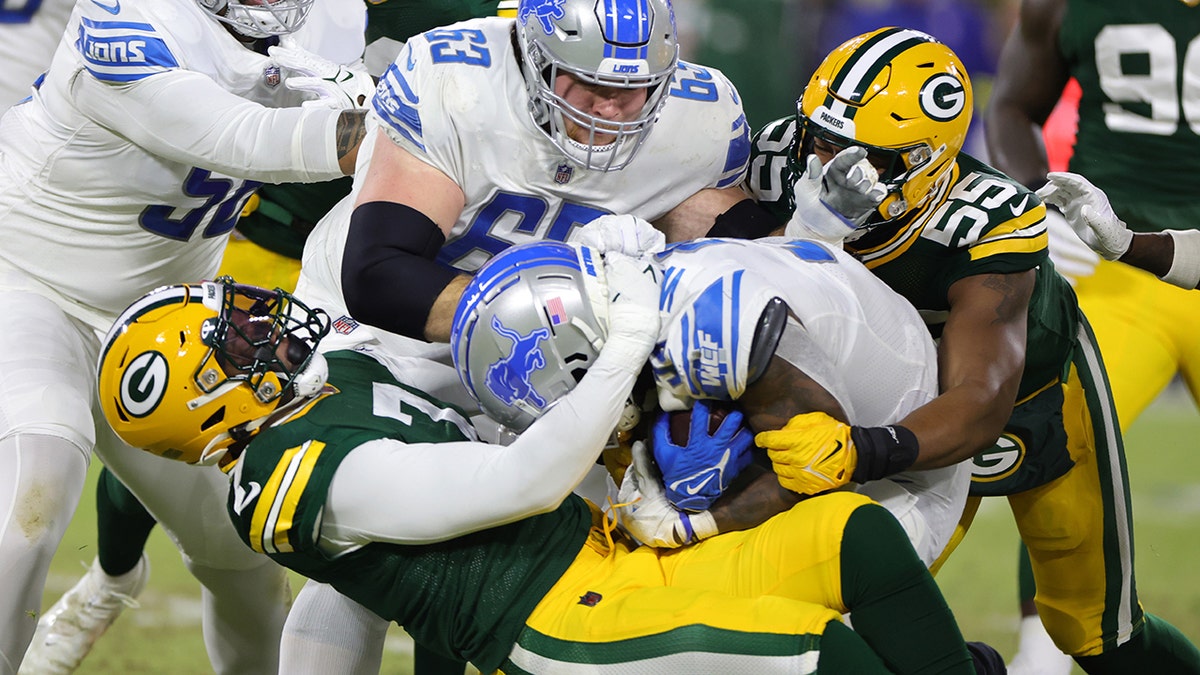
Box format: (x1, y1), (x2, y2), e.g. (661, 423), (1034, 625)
(341, 201), (457, 339)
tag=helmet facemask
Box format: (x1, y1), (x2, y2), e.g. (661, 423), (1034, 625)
(195, 0), (315, 39)
(99, 279), (330, 467)
(516, 0), (680, 171)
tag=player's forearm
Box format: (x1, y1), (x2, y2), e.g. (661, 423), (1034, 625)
(706, 463), (802, 534)
(900, 380), (1019, 469)
(75, 70), (351, 182)
(423, 276), (472, 342)
(336, 110), (367, 176)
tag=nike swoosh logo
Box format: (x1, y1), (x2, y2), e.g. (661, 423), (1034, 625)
(668, 448), (732, 495)
(233, 480), (262, 515)
(1009, 195), (1030, 217)
(91, 0), (120, 14)
(684, 474), (715, 495)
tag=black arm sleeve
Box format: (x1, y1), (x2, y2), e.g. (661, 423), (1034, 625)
(341, 201), (459, 340)
(705, 199), (785, 239)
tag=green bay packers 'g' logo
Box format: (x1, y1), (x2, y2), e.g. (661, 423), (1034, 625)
(970, 433), (1025, 483)
(120, 351), (168, 418)
(919, 73), (966, 122)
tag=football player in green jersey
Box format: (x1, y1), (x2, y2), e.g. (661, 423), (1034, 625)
(746, 26), (1200, 675)
(93, 265), (986, 675)
(985, 3), (1200, 670)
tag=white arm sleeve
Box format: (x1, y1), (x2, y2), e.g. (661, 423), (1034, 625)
(71, 69), (343, 183)
(319, 339), (643, 550)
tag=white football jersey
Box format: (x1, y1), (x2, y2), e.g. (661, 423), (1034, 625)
(650, 238), (968, 566)
(0, 0), (75, 111)
(0, 0), (365, 329)
(369, 16), (748, 272)
(298, 16), (748, 358)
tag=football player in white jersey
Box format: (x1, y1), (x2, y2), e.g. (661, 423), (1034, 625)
(287, 0), (767, 669)
(296, 0), (760, 365)
(0, 0), (74, 112)
(0, 0), (373, 671)
(457, 234), (970, 569)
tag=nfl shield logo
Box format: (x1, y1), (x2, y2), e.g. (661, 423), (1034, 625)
(264, 65), (281, 88)
(332, 315), (360, 334)
(554, 163), (573, 185)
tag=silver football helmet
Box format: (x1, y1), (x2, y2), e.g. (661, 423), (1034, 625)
(515, 0), (680, 171)
(451, 241), (610, 432)
(195, 0), (315, 39)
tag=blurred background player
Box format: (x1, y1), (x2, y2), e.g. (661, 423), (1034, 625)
(748, 26), (1200, 675)
(0, 0), (371, 670)
(985, 2), (1200, 671)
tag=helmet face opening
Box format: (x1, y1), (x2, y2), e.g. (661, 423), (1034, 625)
(516, 0), (680, 171)
(451, 241), (609, 432)
(796, 26), (972, 223)
(195, 0), (315, 39)
(206, 281), (328, 403)
(99, 279), (330, 466)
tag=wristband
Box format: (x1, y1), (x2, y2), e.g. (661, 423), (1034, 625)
(849, 424), (919, 483)
(684, 510), (718, 543)
(1161, 229), (1200, 290)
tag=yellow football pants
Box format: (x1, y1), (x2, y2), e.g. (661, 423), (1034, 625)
(1074, 259), (1200, 430)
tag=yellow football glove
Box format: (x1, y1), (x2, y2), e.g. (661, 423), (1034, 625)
(755, 411), (857, 495)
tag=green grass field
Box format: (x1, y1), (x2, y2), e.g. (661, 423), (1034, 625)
(37, 390), (1200, 674)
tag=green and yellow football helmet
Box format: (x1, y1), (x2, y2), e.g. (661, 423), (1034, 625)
(797, 26), (973, 222)
(98, 278), (330, 467)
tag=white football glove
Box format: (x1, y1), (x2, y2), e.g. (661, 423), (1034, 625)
(613, 441), (718, 548)
(1042, 205), (1100, 284)
(600, 253), (662, 372)
(786, 147), (885, 244)
(1036, 172), (1132, 261)
(572, 214), (666, 257)
(269, 38), (376, 110)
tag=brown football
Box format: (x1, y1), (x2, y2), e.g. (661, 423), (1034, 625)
(668, 402), (734, 445)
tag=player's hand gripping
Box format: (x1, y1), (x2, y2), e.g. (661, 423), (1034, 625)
(1036, 172), (1132, 261)
(786, 146), (885, 243)
(614, 441), (718, 548)
(269, 38), (376, 110)
(572, 214), (666, 257)
(650, 400), (754, 511)
(600, 252), (662, 372)
(754, 411), (919, 495)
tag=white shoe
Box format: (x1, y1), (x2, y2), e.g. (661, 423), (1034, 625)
(19, 555), (150, 675)
(1007, 615), (1075, 675)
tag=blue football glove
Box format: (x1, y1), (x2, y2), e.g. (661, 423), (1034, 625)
(651, 400), (755, 511)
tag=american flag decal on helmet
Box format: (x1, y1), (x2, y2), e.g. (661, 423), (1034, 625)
(546, 297), (567, 325)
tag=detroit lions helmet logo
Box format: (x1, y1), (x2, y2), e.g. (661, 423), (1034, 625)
(485, 316), (551, 409)
(519, 0), (566, 35)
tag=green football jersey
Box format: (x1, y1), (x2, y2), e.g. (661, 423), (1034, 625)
(749, 119), (1080, 494)
(1060, 0), (1200, 232)
(237, 0), (509, 257)
(226, 350), (592, 672)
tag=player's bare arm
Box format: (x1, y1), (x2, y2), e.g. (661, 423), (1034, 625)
(336, 110), (367, 175)
(901, 270), (1034, 470)
(653, 187), (753, 242)
(705, 353), (848, 534)
(342, 132), (468, 341)
(984, 0), (1070, 186)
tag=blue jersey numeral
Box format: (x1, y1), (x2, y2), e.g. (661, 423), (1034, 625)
(426, 28), (490, 67)
(1, 0), (42, 23)
(438, 191), (608, 267)
(670, 62), (719, 102)
(139, 168), (260, 241)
